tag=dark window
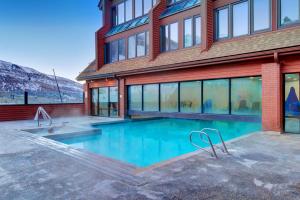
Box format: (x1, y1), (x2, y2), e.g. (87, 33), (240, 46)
(215, 7), (229, 39)
(253, 0), (270, 32)
(161, 22), (178, 52)
(110, 40), (118, 63)
(128, 35), (136, 59)
(118, 39), (126, 61)
(184, 16), (201, 48)
(280, 0), (300, 26)
(112, 7), (117, 26)
(232, 1), (249, 37)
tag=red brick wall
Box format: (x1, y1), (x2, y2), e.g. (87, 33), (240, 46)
(261, 62), (283, 132)
(0, 104), (85, 121)
(149, 0), (167, 61)
(202, 0), (214, 51)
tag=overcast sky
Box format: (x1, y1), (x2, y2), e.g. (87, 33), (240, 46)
(0, 0), (100, 81)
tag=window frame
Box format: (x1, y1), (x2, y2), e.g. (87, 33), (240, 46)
(278, 0), (300, 28)
(183, 15), (201, 48)
(160, 22), (179, 52)
(214, 0), (272, 41)
(251, 0), (272, 34)
(127, 31), (149, 60)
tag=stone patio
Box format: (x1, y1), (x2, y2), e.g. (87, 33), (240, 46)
(0, 117), (300, 200)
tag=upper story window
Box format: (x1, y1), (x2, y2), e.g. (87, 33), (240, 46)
(279, 0), (300, 27)
(161, 22), (179, 52)
(215, 0), (271, 40)
(105, 31), (149, 64)
(184, 16), (201, 48)
(113, 0), (156, 26)
(107, 39), (126, 63)
(128, 31), (149, 59)
(167, 0), (181, 5)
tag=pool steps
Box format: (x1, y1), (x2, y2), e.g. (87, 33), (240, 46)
(189, 128), (230, 158)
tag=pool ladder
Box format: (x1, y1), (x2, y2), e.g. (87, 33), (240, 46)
(189, 128), (230, 158)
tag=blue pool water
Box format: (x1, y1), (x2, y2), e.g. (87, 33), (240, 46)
(56, 118), (261, 167)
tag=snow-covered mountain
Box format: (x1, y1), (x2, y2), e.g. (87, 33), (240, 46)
(0, 60), (83, 104)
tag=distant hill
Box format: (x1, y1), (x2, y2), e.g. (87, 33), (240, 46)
(0, 60), (83, 104)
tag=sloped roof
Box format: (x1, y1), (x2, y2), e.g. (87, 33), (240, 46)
(77, 27), (300, 81)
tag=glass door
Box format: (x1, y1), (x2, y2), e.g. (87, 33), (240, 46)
(99, 87), (109, 117)
(109, 87), (119, 117)
(284, 73), (300, 133)
(91, 88), (99, 116)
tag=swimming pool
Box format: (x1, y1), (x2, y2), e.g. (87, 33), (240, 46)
(54, 118), (261, 167)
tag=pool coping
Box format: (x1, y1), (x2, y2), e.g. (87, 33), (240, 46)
(18, 118), (263, 184)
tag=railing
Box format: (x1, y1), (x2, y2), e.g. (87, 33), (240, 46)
(0, 91), (84, 105)
(189, 128), (230, 158)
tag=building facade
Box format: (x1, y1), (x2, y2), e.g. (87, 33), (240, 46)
(78, 0), (300, 133)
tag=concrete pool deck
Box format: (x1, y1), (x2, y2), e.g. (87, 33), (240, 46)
(0, 117), (300, 199)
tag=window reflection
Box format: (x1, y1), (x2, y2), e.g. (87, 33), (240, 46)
(129, 85), (142, 111)
(143, 84), (159, 111)
(160, 83), (178, 112)
(253, 0), (270, 31)
(231, 77), (262, 115)
(233, 1), (249, 37)
(99, 87), (109, 117)
(180, 81), (202, 113)
(280, 0), (300, 26)
(203, 79), (229, 114)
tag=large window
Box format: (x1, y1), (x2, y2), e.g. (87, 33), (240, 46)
(215, 0), (271, 40)
(203, 79), (229, 114)
(106, 32), (149, 63)
(279, 0), (300, 27)
(127, 77), (261, 118)
(231, 77), (262, 115)
(90, 87), (119, 117)
(232, 1), (249, 37)
(107, 39), (126, 63)
(160, 83), (178, 112)
(129, 85), (142, 111)
(161, 22), (179, 52)
(99, 87), (109, 117)
(113, 0), (156, 26)
(128, 31), (149, 59)
(285, 73), (300, 133)
(184, 16), (201, 48)
(180, 81), (202, 113)
(143, 84), (159, 111)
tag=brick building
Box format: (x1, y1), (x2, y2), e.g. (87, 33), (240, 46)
(77, 0), (300, 133)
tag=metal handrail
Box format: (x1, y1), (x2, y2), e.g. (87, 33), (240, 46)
(189, 131), (218, 158)
(189, 128), (230, 158)
(201, 128), (229, 155)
